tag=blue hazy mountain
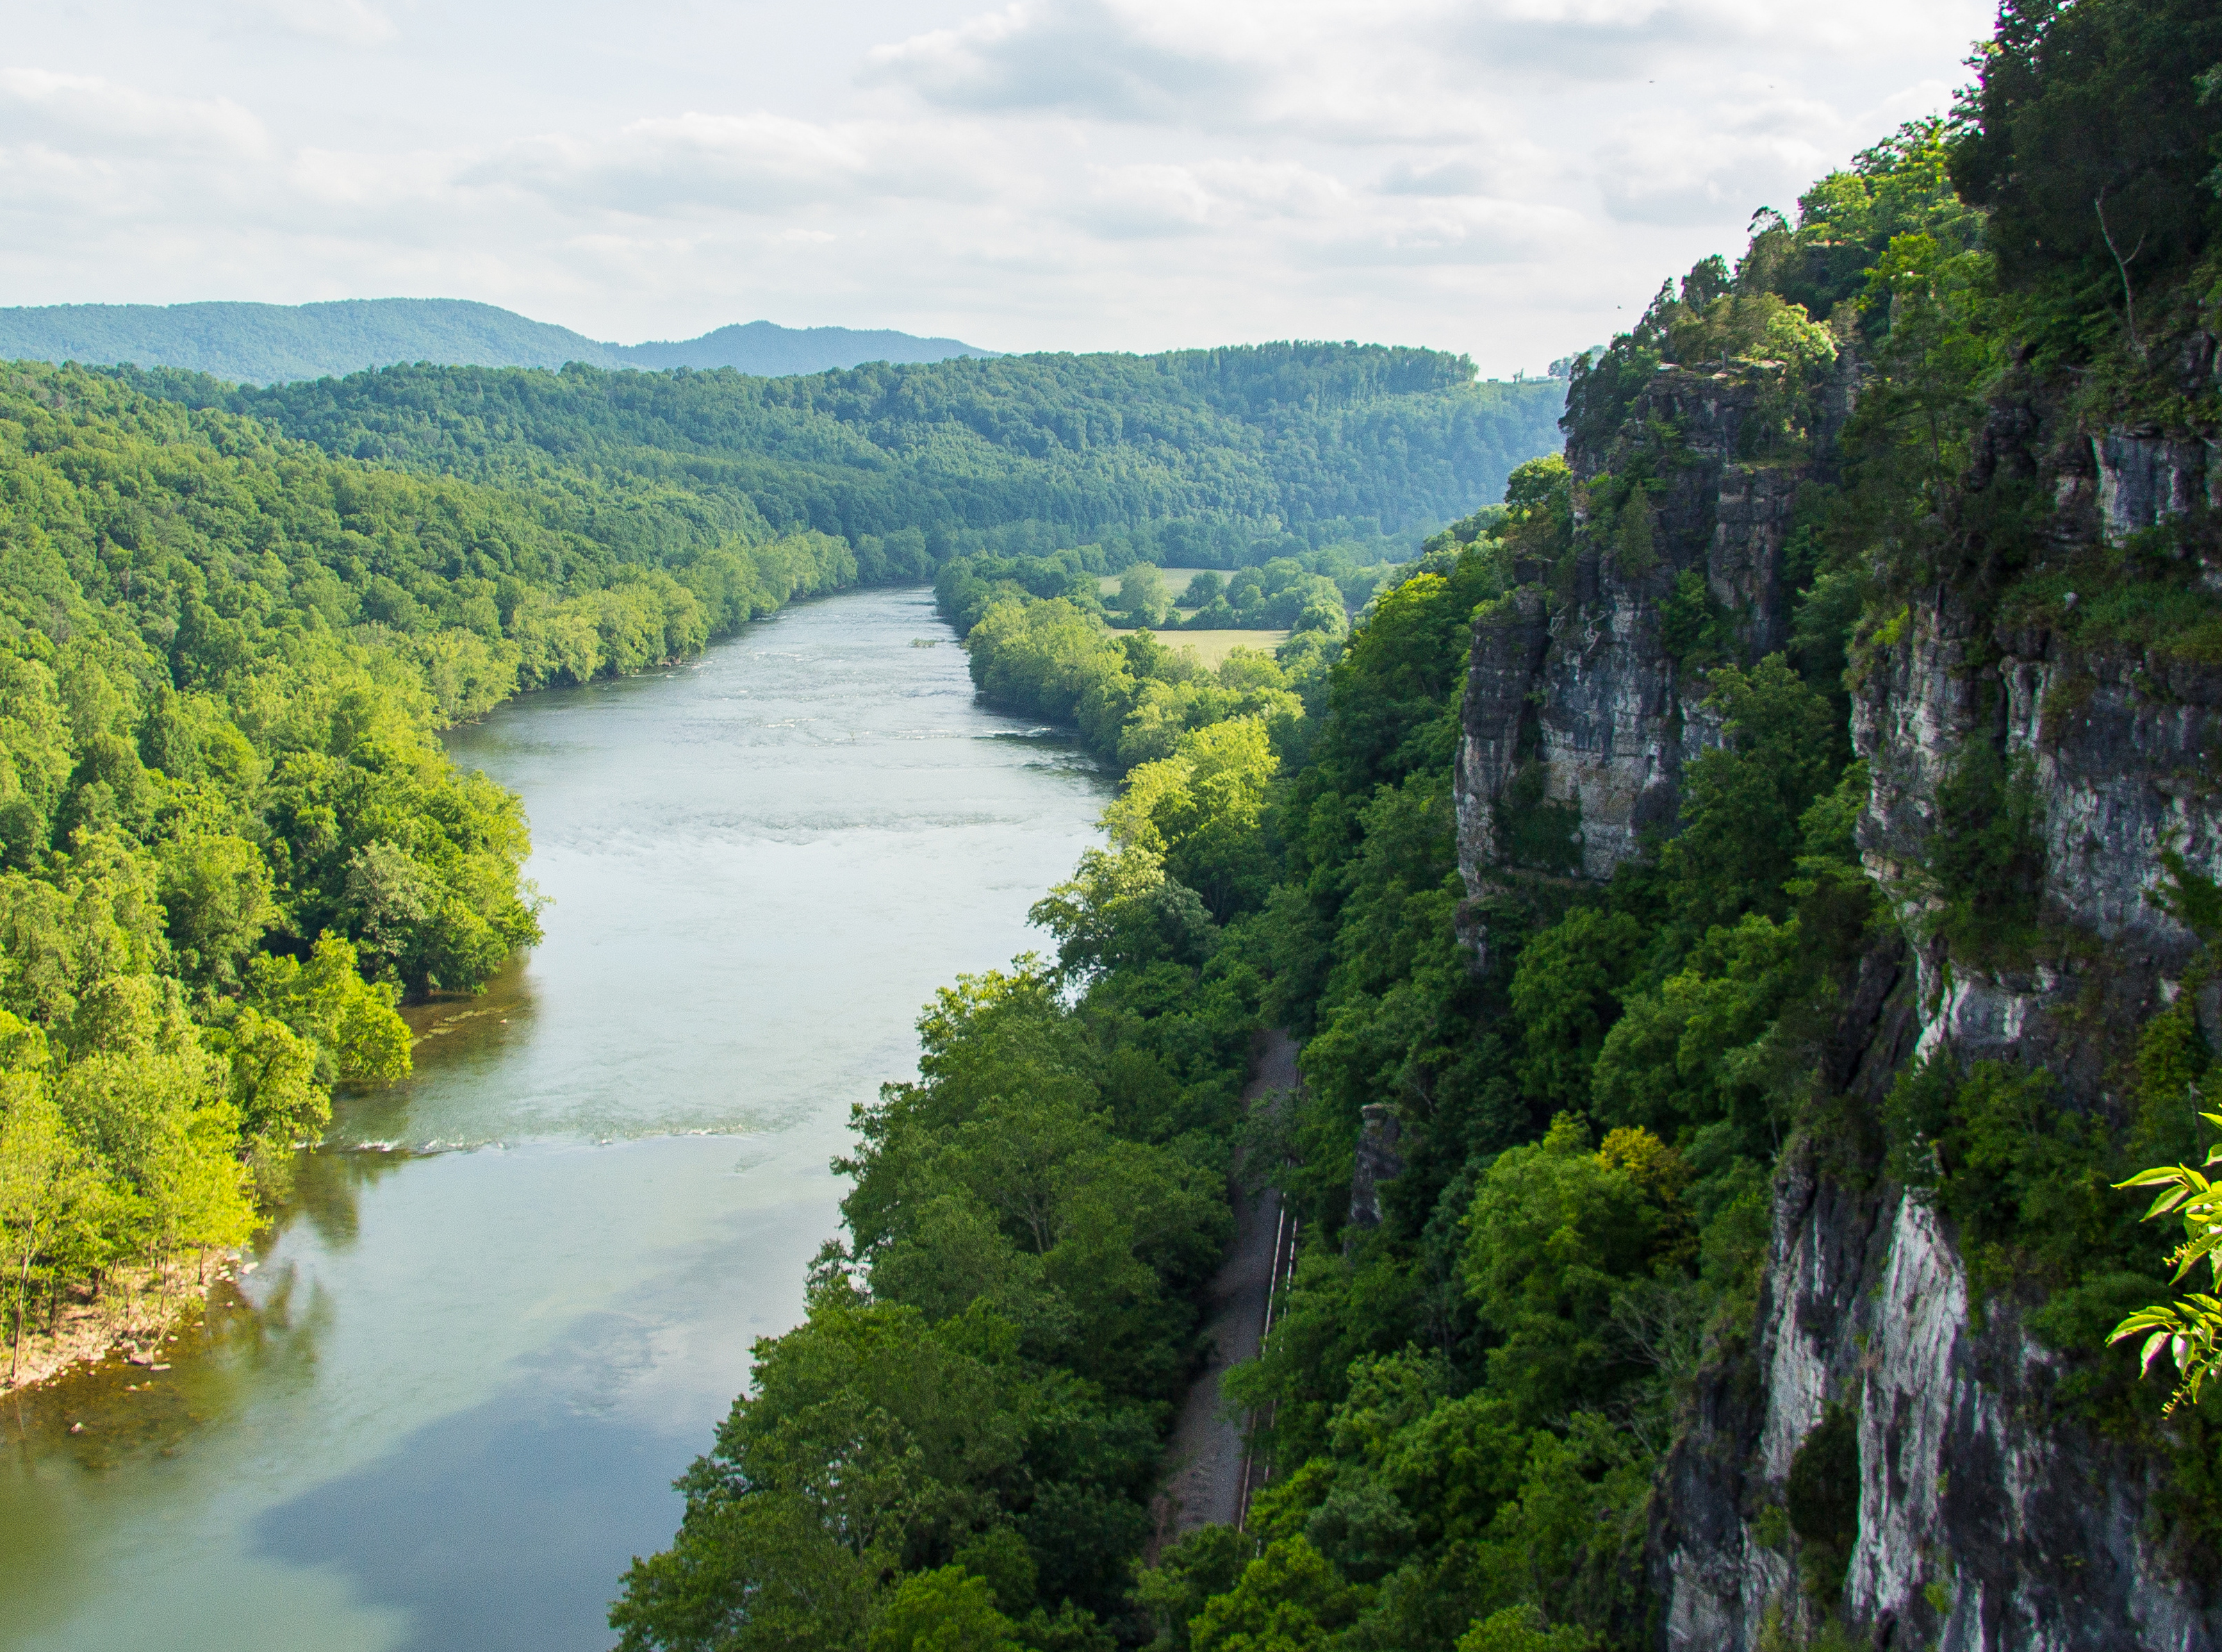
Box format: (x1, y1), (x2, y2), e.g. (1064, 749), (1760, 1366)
(609, 321), (996, 375)
(0, 298), (997, 384)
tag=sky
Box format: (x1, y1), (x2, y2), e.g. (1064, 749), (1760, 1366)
(1, 0), (1998, 375)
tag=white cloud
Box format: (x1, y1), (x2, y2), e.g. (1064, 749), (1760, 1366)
(0, 0), (1998, 373)
(286, 145), (454, 210)
(0, 69), (267, 158)
(1593, 82), (1843, 225)
(1378, 159), (1495, 199)
(1075, 164), (1214, 237)
(1433, 0), (1984, 75)
(864, 0), (1261, 123)
(238, 0), (399, 48)
(865, 0), (1513, 146)
(1326, 198), (1590, 267)
(482, 115), (886, 216)
(1193, 158), (1349, 219)
(1069, 157), (1351, 238)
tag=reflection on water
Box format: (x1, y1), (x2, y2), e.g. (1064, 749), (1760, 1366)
(1, 1266), (329, 1474)
(254, 1385), (683, 1652)
(284, 1139), (420, 1256)
(0, 588), (1108, 1652)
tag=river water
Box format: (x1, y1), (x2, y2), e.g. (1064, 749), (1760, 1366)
(0, 587), (1108, 1652)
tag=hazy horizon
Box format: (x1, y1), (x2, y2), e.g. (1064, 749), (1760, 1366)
(3, 0), (1993, 375)
(0, 299), (991, 354)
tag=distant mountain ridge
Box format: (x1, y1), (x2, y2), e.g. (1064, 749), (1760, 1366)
(611, 320), (997, 377)
(0, 298), (997, 385)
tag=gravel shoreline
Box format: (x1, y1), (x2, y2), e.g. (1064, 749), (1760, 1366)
(3, 1250), (240, 1393)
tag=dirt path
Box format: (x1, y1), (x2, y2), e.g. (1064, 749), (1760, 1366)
(1152, 1029), (1301, 1546)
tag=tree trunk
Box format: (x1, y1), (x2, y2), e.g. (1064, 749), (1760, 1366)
(10, 1233), (38, 1386)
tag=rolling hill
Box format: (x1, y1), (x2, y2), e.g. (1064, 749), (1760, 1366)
(0, 297), (996, 385)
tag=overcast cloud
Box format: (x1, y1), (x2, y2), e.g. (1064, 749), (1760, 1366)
(0, 0), (1992, 373)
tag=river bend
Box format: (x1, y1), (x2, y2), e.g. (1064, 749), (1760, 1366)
(0, 586), (1108, 1652)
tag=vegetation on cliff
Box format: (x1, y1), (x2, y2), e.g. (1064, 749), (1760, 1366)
(613, 1), (2222, 1646)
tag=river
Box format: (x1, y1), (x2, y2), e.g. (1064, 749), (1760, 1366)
(0, 587), (1109, 1652)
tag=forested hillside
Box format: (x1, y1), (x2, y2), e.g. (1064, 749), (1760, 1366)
(612, 3), (2222, 1649)
(614, 320), (996, 376)
(0, 361), (854, 1378)
(0, 327), (1558, 1388)
(126, 343), (1564, 567)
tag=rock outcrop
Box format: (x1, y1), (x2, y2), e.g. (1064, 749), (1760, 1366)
(1454, 363), (1841, 914)
(1347, 1103), (1406, 1232)
(1454, 344), (2222, 1649)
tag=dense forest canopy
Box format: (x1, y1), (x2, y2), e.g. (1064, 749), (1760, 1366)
(610, 3), (2222, 1649)
(122, 342), (1565, 571)
(0, 323), (1564, 1391)
(0, 363), (575, 1360)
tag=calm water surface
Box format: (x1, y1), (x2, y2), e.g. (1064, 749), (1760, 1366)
(0, 587), (1107, 1652)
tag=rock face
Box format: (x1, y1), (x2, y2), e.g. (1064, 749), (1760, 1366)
(1454, 346), (2222, 1649)
(1649, 949), (2217, 1652)
(1347, 1103), (1406, 1232)
(1453, 364), (1836, 909)
(1658, 1173), (2218, 1652)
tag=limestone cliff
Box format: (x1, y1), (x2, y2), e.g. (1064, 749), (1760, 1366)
(1454, 341), (2222, 1648)
(1455, 356), (1847, 916)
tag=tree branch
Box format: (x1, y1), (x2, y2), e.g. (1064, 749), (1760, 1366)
(2094, 187), (2149, 359)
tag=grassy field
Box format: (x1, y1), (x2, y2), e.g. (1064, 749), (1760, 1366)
(1109, 628), (1290, 668)
(1097, 567), (1217, 600)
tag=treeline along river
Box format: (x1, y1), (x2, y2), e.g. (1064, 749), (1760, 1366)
(0, 588), (1108, 1652)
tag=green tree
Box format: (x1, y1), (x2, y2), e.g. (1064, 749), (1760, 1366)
(56, 1044), (256, 1289)
(1508, 909), (1645, 1112)
(1458, 1117), (1686, 1424)
(2110, 1123), (2222, 1410)
(609, 1491), (879, 1652)
(1189, 1538), (1356, 1652)
(1949, 0), (2222, 357)
(1136, 1525), (1251, 1651)
(156, 832), (275, 994)
(1119, 565), (1174, 628)
(672, 1300), (1024, 1569)
(245, 934), (411, 1084)
(1105, 719), (1281, 918)
(1028, 846), (1217, 982)
(0, 1075), (96, 1382)
(208, 1005), (331, 1173)
(1661, 656), (1842, 935)
(870, 1567), (1025, 1652)
(1457, 1604), (1600, 1652)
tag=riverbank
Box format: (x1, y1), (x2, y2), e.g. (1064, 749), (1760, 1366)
(3, 1250), (239, 1394)
(0, 588), (1118, 1652)
(3, 983), (496, 1397)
